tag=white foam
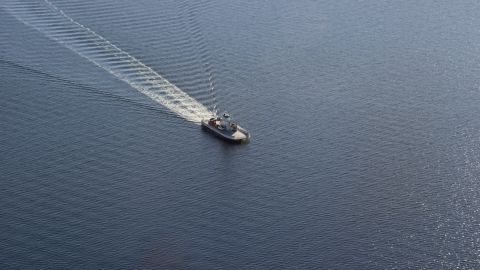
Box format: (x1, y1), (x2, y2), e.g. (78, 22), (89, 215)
(5, 0), (215, 123)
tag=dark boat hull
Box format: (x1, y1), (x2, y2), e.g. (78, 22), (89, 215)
(201, 119), (249, 142)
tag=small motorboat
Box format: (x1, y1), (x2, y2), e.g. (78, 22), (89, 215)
(201, 113), (250, 142)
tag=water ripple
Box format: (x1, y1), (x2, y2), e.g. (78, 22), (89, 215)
(5, 0), (215, 123)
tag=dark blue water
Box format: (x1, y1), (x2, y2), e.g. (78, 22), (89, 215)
(2, 0), (480, 268)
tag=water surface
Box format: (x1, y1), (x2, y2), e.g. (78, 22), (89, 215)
(1, 0), (480, 268)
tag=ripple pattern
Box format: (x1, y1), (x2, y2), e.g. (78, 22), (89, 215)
(5, 0), (215, 123)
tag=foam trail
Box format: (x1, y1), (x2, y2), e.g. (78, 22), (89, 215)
(5, 0), (215, 123)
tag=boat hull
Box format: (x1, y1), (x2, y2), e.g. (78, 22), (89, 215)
(201, 119), (250, 142)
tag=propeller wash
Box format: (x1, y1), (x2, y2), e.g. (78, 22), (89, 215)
(5, 0), (215, 123)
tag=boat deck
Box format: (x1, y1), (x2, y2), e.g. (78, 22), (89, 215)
(201, 119), (249, 141)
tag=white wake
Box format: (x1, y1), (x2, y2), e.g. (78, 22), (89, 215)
(5, 0), (215, 123)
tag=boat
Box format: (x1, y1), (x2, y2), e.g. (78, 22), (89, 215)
(201, 113), (250, 142)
